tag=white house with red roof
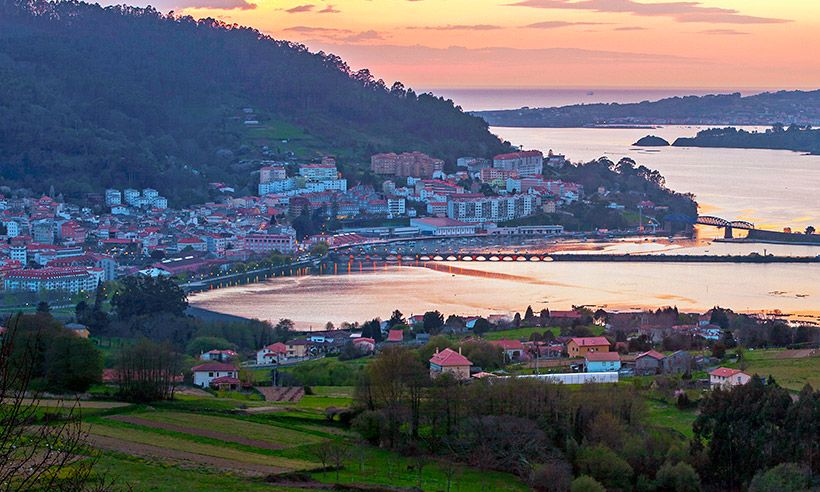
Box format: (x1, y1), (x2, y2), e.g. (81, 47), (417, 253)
(191, 362), (238, 388)
(429, 347), (472, 380)
(352, 337), (376, 354)
(709, 367), (752, 389)
(256, 342), (288, 365)
(490, 339), (527, 361)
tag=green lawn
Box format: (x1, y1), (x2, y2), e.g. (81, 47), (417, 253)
(644, 398), (698, 439)
(482, 325), (603, 341)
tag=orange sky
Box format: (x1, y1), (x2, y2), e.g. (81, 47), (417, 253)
(132, 0), (820, 90)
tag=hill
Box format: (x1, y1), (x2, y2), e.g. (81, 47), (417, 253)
(474, 90), (820, 128)
(673, 126), (820, 154)
(0, 0), (509, 205)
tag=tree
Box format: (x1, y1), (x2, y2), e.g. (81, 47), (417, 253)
(388, 309), (405, 328)
(654, 462), (701, 492)
(711, 341), (726, 359)
(115, 339), (181, 403)
(422, 310), (444, 334)
(472, 317), (492, 336)
(570, 476), (605, 492)
(539, 309), (550, 327)
(36, 301), (50, 314)
(111, 275), (188, 319)
(513, 312), (522, 327)
(326, 441), (351, 482)
(461, 340), (504, 370)
(805, 225), (815, 235)
(524, 305), (535, 321)
(574, 444), (633, 491)
(531, 458), (572, 492)
(749, 463), (813, 492)
(45, 335), (103, 392)
(0, 316), (107, 490)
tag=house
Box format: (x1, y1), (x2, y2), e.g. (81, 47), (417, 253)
(200, 349), (237, 362)
(566, 336), (610, 358)
(191, 362), (238, 388)
(256, 342), (288, 365)
(209, 376), (241, 391)
(64, 322), (90, 338)
(385, 329), (404, 343)
(490, 339), (527, 361)
(664, 350), (693, 375)
(584, 352), (621, 373)
(635, 350), (666, 375)
(285, 339), (312, 358)
(429, 347), (472, 380)
(709, 367), (752, 389)
(352, 337), (376, 354)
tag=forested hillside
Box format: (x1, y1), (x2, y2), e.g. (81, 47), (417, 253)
(0, 0), (508, 205)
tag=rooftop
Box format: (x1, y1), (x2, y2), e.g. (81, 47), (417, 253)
(430, 348), (472, 367)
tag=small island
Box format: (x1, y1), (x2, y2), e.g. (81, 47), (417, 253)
(633, 135), (670, 147)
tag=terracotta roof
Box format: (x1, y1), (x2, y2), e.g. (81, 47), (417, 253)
(386, 329), (404, 342)
(494, 150), (543, 160)
(709, 367), (745, 378)
(191, 362), (236, 372)
(585, 352), (621, 362)
(637, 350), (666, 361)
(262, 342), (287, 354)
(353, 337), (376, 345)
(430, 348), (472, 367)
(490, 339), (525, 351)
(570, 336), (610, 347)
(210, 376), (241, 385)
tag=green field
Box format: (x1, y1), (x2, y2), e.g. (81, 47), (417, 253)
(726, 348), (820, 392)
(482, 325), (604, 341)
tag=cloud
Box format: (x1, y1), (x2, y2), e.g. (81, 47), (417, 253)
(506, 0), (791, 25)
(406, 24), (503, 31)
(525, 20), (609, 29)
(284, 26), (384, 44)
(339, 30), (384, 42)
(700, 28), (749, 35)
(285, 3), (314, 13)
(150, 0), (256, 10)
(319, 4), (339, 13)
(614, 26), (647, 31)
(284, 26), (349, 34)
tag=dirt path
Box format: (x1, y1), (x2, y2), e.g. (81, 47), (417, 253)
(87, 434), (288, 477)
(775, 349), (818, 359)
(107, 415), (285, 450)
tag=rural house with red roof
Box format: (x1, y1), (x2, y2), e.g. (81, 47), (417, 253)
(709, 367), (752, 389)
(635, 350), (666, 375)
(191, 362), (238, 388)
(584, 352), (621, 373)
(429, 347), (472, 380)
(566, 336), (611, 358)
(490, 339), (527, 361)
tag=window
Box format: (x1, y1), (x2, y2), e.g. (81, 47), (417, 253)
(209, 372), (214, 377)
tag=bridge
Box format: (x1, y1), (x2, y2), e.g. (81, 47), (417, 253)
(662, 214), (755, 239)
(328, 252), (819, 264)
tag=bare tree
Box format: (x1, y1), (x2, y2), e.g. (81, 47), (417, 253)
(326, 441), (350, 482)
(0, 316), (103, 491)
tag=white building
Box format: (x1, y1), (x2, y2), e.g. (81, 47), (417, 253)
(4, 221), (20, 238)
(447, 194), (536, 224)
(259, 178), (296, 195)
(260, 166), (287, 183)
(709, 367), (752, 389)
(105, 189), (122, 206)
(387, 197), (406, 218)
(410, 218), (477, 236)
(10, 245), (26, 264)
(191, 362), (238, 388)
(493, 150), (544, 177)
(4, 267), (104, 294)
(299, 164), (337, 182)
(123, 189), (140, 206)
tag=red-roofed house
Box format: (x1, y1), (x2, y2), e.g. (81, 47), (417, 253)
(635, 350), (667, 375)
(386, 329), (404, 343)
(566, 336), (610, 358)
(429, 348), (472, 379)
(200, 349), (238, 363)
(490, 339), (527, 361)
(191, 362), (238, 388)
(256, 342), (287, 365)
(584, 352), (621, 373)
(709, 367), (751, 389)
(352, 337), (376, 354)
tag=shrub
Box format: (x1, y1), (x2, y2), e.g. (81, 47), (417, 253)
(655, 461), (700, 492)
(570, 475), (605, 492)
(575, 444), (633, 491)
(531, 458), (572, 492)
(749, 463), (813, 492)
(352, 410), (386, 445)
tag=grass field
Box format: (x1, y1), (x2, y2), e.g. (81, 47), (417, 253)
(644, 398), (698, 439)
(726, 348), (820, 392)
(482, 325), (604, 341)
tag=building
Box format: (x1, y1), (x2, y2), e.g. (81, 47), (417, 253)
(664, 350), (693, 374)
(429, 347), (472, 380)
(191, 362), (238, 388)
(410, 218), (477, 236)
(256, 342), (288, 365)
(371, 152), (444, 178)
(176, 237), (208, 252)
(584, 352), (621, 373)
(4, 267), (103, 294)
(200, 350), (237, 362)
(493, 150), (544, 177)
(387, 197), (406, 217)
(285, 339), (312, 358)
(385, 329), (404, 343)
(123, 188), (140, 205)
(446, 194), (536, 224)
(260, 166), (287, 183)
(299, 164), (338, 182)
(105, 189), (122, 206)
(635, 350), (666, 375)
(244, 233), (295, 254)
(709, 367), (752, 389)
(566, 336), (610, 358)
(490, 339), (527, 361)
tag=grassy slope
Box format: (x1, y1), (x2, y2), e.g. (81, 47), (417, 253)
(724, 348), (820, 392)
(482, 325), (604, 341)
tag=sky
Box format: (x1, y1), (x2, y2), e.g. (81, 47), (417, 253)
(118, 0), (820, 91)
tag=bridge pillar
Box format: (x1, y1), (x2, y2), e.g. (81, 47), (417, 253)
(724, 225), (733, 239)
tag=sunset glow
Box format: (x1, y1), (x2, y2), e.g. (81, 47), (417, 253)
(120, 0), (820, 90)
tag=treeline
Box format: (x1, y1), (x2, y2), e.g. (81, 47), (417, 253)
(475, 90), (820, 127)
(349, 345), (818, 491)
(0, 0), (509, 205)
(673, 125), (820, 154)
